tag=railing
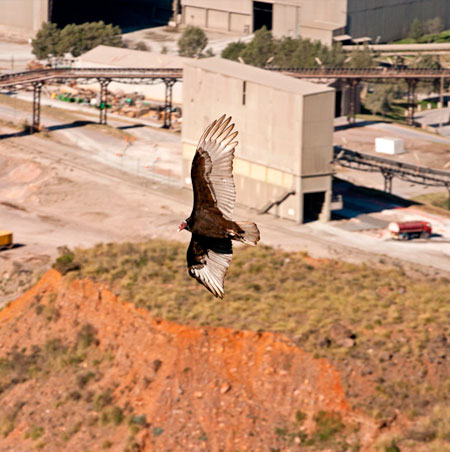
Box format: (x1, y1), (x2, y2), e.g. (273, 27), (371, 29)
(0, 67), (183, 87)
(267, 67), (450, 78)
(333, 146), (450, 188)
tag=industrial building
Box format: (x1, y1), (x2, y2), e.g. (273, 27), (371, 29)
(3, 0), (448, 44)
(182, 57), (335, 224)
(180, 0), (450, 45)
(0, 0), (172, 34)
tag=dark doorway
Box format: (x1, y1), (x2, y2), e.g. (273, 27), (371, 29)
(303, 192), (325, 223)
(49, 0), (172, 32)
(253, 1), (272, 31)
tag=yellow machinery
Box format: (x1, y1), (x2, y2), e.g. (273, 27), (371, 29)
(0, 231), (13, 250)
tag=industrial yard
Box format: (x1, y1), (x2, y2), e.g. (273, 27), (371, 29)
(1, 9), (450, 449)
(1, 78), (450, 306)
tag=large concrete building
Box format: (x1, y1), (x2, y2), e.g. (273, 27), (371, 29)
(182, 57), (335, 224)
(0, 0), (49, 36)
(0, 0), (172, 35)
(181, 0), (450, 45)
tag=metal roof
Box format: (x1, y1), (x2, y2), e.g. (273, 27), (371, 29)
(301, 20), (343, 31)
(185, 57), (334, 96)
(76, 45), (188, 68)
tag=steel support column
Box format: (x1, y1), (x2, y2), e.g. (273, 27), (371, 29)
(439, 76), (445, 131)
(406, 78), (418, 126)
(446, 183), (450, 210)
(32, 81), (44, 133)
(98, 78), (110, 125)
(163, 79), (175, 129)
(381, 169), (394, 193)
(346, 79), (360, 124)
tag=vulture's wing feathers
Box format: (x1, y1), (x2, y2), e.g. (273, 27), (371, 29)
(187, 234), (233, 298)
(192, 115), (238, 220)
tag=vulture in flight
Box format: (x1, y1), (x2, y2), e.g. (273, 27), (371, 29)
(178, 114), (260, 298)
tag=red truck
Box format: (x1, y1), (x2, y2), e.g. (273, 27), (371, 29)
(388, 221), (432, 240)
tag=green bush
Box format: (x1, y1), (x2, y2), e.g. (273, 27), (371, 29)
(25, 425), (44, 441)
(221, 28), (371, 68)
(313, 411), (344, 442)
(52, 248), (80, 275)
(76, 324), (98, 349)
(177, 25), (207, 57)
(32, 21), (123, 60)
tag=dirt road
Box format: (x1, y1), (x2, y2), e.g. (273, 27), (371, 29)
(1, 98), (449, 305)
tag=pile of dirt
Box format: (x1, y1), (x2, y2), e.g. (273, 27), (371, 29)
(0, 270), (377, 451)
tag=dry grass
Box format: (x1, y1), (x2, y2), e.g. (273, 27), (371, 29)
(412, 191), (450, 211)
(62, 239), (450, 438)
(68, 240), (449, 341)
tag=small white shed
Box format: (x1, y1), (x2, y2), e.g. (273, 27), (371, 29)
(375, 137), (405, 155)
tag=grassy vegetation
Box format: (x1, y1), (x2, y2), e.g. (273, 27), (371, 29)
(412, 191), (450, 211)
(61, 240), (450, 434)
(3, 238), (450, 449)
(395, 29), (450, 44)
(0, 323), (99, 395)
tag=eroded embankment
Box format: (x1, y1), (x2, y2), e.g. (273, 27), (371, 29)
(0, 270), (376, 451)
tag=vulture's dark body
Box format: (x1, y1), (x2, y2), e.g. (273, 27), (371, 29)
(187, 151), (244, 239)
(179, 115), (260, 298)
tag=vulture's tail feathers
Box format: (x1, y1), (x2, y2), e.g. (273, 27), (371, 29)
(235, 221), (260, 246)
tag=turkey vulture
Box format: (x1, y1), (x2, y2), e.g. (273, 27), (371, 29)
(178, 114), (260, 298)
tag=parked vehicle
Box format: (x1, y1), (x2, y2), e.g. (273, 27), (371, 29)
(388, 221), (432, 240)
(0, 230), (13, 250)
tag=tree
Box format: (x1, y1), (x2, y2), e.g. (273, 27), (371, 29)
(424, 17), (443, 35)
(408, 18), (423, 41)
(220, 31), (366, 69)
(221, 41), (247, 61)
(31, 22), (62, 59)
(366, 85), (395, 117)
(59, 21), (122, 57)
(31, 21), (123, 60)
(346, 44), (374, 68)
(240, 26), (274, 67)
(177, 25), (207, 57)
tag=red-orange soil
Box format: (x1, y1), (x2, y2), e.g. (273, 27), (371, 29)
(0, 270), (377, 451)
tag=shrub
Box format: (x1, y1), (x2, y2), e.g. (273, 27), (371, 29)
(53, 248), (80, 275)
(25, 425), (44, 440)
(94, 389), (113, 411)
(177, 25), (207, 57)
(101, 406), (124, 426)
(313, 411), (344, 442)
(76, 324), (98, 349)
(134, 41), (149, 51)
(221, 41), (247, 61)
(76, 371), (96, 389)
(409, 18), (424, 41)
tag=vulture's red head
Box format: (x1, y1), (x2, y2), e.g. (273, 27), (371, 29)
(178, 220), (188, 232)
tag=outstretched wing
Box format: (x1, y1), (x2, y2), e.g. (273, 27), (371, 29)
(187, 234), (233, 298)
(191, 115), (238, 220)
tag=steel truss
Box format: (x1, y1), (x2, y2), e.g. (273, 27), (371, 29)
(333, 146), (450, 207)
(0, 68), (182, 132)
